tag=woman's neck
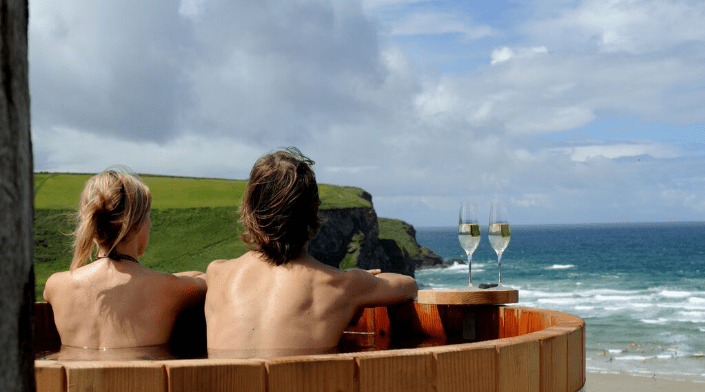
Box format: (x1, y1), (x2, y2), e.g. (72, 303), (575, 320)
(98, 241), (139, 261)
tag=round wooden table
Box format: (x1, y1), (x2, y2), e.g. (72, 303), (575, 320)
(417, 288), (519, 305)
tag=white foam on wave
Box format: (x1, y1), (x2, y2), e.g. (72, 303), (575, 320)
(536, 297), (591, 307)
(545, 264), (575, 270)
(521, 290), (573, 298)
(641, 318), (669, 325)
(578, 288), (641, 297)
(632, 303), (652, 309)
(657, 301), (705, 311)
(642, 311), (705, 324)
(604, 305), (638, 311)
(537, 298), (581, 306)
(445, 262), (467, 271)
(594, 294), (652, 303)
(676, 311), (705, 323)
(615, 355), (654, 361)
(659, 290), (691, 298)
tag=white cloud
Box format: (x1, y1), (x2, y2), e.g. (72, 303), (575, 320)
(525, 0), (705, 53)
(390, 12), (495, 40)
(506, 106), (595, 135)
(511, 194), (551, 208)
(325, 166), (378, 174)
(361, 0), (424, 11)
(562, 143), (680, 162)
(661, 189), (705, 212)
(33, 126), (262, 179)
(413, 83), (460, 118)
(178, 0), (205, 17)
(491, 46), (548, 65)
(490, 47), (514, 65)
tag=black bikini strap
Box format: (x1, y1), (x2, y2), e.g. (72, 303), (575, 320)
(95, 250), (139, 264)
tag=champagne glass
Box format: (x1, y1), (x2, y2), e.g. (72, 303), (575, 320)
(488, 201), (510, 287)
(458, 202), (481, 288)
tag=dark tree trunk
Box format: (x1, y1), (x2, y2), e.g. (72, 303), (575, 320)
(0, 0), (35, 391)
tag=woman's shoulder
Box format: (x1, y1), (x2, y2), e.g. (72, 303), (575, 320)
(43, 270), (70, 298)
(43, 267), (93, 302)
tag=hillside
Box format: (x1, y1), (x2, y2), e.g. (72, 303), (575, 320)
(33, 173), (440, 300)
(34, 173), (371, 210)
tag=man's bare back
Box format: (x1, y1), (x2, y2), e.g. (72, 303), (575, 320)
(44, 258), (206, 349)
(205, 251), (417, 355)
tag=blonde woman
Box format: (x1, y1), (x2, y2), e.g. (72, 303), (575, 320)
(43, 167), (206, 357)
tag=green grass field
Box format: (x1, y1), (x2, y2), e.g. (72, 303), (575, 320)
(33, 173), (381, 300)
(34, 173), (371, 210)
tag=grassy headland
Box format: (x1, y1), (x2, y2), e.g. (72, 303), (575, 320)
(33, 173), (393, 300)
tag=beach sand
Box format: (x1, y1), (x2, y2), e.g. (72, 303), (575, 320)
(585, 371), (705, 391)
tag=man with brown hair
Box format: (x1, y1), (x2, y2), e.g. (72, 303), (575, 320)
(205, 147), (417, 357)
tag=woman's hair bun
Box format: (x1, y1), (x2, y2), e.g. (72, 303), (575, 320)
(71, 167), (151, 270)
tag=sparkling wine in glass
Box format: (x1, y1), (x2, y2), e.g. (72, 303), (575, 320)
(458, 202), (481, 288)
(488, 201), (510, 287)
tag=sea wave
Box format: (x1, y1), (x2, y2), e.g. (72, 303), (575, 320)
(659, 290), (691, 298)
(594, 294), (652, 302)
(537, 298), (583, 306)
(641, 312), (705, 324)
(614, 355), (654, 361)
(577, 288), (642, 296)
(446, 262), (468, 271)
(545, 264), (575, 270)
(656, 301), (705, 311)
(675, 311), (705, 323)
(520, 290), (574, 298)
(641, 318), (669, 325)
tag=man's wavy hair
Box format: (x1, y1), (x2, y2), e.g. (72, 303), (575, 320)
(239, 147), (322, 265)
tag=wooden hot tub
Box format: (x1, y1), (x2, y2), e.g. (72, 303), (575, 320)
(34, 294), (585, 392)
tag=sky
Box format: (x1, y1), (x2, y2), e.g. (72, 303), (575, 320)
(29, 0), (705, 227)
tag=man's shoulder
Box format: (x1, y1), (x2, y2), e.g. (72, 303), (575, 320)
(205, 258), (234, 275)
(206, 253), (260, 277)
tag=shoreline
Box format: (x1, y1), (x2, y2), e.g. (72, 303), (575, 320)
(585, 371), (705, 391)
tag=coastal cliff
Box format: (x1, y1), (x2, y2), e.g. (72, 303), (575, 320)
(309, 193), (442, 277)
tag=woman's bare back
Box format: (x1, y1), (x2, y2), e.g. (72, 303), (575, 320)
(44, 258), (205, 348)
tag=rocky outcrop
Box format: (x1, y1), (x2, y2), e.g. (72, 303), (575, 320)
(308, 195), (442, 277)
(309, 206), (391, 272)
(381, 219), (445, 273)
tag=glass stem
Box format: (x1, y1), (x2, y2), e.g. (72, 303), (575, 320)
(467, 253), (473, 288)
(497, 252), (503, 286)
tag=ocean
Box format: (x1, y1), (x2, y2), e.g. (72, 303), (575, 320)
(414, 222), (705, 381)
